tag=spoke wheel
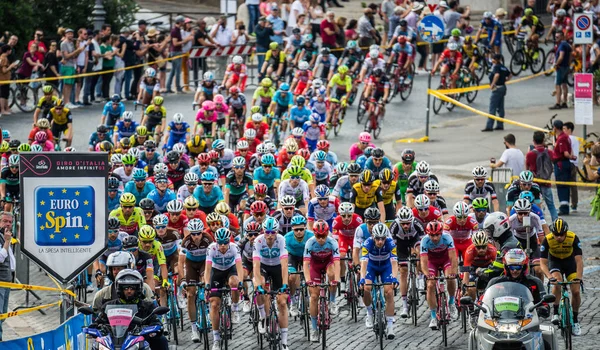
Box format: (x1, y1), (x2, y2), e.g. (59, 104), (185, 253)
(378, 306), (385, 350)
(439, 293), (448, 347)
(356, 95), (366, 124)
(530, 48), (546, 74)
(474, 59), (486, 82)
(400, 78), (413, 101)
(545, 50), (556, 76)
(432, 84), (444, 115)
(169, 291), (179, 345)
(510, 50), (525, 76)
(15, 85), (38, 113)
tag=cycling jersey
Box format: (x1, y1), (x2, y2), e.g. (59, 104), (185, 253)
(180, 233), (213, 262)
(146, 188), (177, 213)
(440, 49), (463, 67)
(0, 168), (20, 198)
(379, 181), (401, 206)
(139, 240), (167, 266)
(166, 121), (190, 140)
(244, 195), (276, 216)
(124, 181), (156, 204)
(309, 97), (327, 117)
(509, 205), (546, 225)
(367, 75), (391, 94)
(278, 179), (310, 204)
(480, 18), (503, 40)
(226, 171), (254, 196)
(540, 231), (581, 260)
(166, 160), (190, 188)
(226, 93), (247, 111)
(464, 243), (497, 268)
(215, 104), (229, 122)
(361, 237), (397, 284)
(253, 87), (276, 105)
(284, 230), (315, 260)
(103, 102), (125, 126)
(265, 49), (286, 63)
(272, 90), (293, 107)
(165, 213), (189, 237)
(351, 180), (383, 209)
(218, 149), (235, 172)
(354, 223), (392, 248)
(36, 95), (59, 115)
(420, 233), (455, 261)
(443, 216), (478, 243)
(114, 120), (138, 139)
(140, 78), (160, 94)
(272, 209), (304, 235)
(193, 186), (224, 208)
(253, 166), (281, 188)
(361, 58), (387, 77)
(406, 173), (439, 197)
(107, 191), (122, 211)
(461, 44), (478, 59)
(196, 81), (219, 96)
(299, 43), (318, 62)
(196, 109), (217, 124)
(412, 206), (442, 225)
(304, 236), (340, 264)
(186, 140), (207, 156)
(144, 105), (167, 122)
(189, 164), (219, 183)
(134, 250), (154, 278)
(157, 229), (181, 257)
(207, 242), (240, 270)
(307, 195), (339, 225)
(364, 157), (392, 177)
(99, 231), (129, 263)
(332, 175), (355, 201)
(225, 63), (247, 77)
(252, 233), (288, 266)
(311, 161), (333, 183)
(109, 207), (146, 234)
(508, 213), (544, 240)
(391, 42), (414, 56)
(48, 107), (72, 125)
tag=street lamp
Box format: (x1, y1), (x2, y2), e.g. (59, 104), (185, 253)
(92, 0), (106, 31)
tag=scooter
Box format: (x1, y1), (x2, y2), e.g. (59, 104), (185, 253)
(79, 304), (169, 350)
(461, 281), (558, 350)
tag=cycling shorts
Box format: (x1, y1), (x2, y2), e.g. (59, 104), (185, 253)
(453, 238), (472, 262)
(427, 255), (452, 275)
(365, 263), (395, 283)
(209, 266), (238, 297)
(184, 259), (206, 284)
(287, 254), (303, 273)
(395, 237), (419, 264)
(338, 235), (354, 258)
(52, 123), (69, 138)
(260, 263), (283, 291)
(549, 256), (577, 282)
(242, 256), (253, 274)
(309, 258), (334, 283)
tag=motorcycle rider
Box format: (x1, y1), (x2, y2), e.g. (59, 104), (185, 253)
(481, 212), (522, 279)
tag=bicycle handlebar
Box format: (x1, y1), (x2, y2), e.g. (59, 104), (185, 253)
(210, 287), (239, 292)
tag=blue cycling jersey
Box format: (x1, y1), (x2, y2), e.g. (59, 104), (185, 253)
(392, 42), (414, 56)
(289, 106), (312, 124)
(309, 151), (337, 166)
(193, 186), (224, 208)
(481, 19), (503, 38)
(124, 181), (156, 204)
(420, 233), (455, 260)
(115, 120), (139, 139)
(284, 230), (315, 258)
(364, 157), (392, 176)
(273, 90), (294, 107)
(303, 236), (340, 262)
(189, 165), (220, 181)
(167, 121), (190, 138)
(356, 155), (368, 169)
(108, 191), (122, 211)
(361, 237), (397, 265)
(103, 102), (125, 119)
(89, 133), (113, 148)
(147, 189), (177, 213)
(253, 166), (281, 188)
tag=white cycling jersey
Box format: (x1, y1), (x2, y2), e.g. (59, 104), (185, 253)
(252, 234), (288, 266)
(278, 179), (310, 203)
(207, 242), (241, 270)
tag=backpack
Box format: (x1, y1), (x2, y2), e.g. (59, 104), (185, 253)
(533, 148), (553, 180)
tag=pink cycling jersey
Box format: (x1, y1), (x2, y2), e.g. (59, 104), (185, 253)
(33, 140), (55, 152)
(196, 109), (218, 123)
(349, 142), (375, 161)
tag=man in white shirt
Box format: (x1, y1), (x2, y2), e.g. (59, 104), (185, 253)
(490, 133), (526, 177)
(288, 0), (306, 35)
(563, 122), (579, 211)
(0, 212), (15, 341)
(211, 16), (234, 79)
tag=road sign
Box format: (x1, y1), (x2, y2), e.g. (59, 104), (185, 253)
(574, 13), (593, 45)
(574, 73), (593, 125)
(424, 0), (439, 13)
(20, 153), (108, 283)
(418, 15), (445, 44)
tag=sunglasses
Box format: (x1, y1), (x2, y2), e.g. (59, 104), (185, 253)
(366, 221), (378, 225)
(170, 212), (181, 216)
(190, 231), (203, 236)
(373, 158), (382, 161)
(203, 182), (214, 186)
(428, 233), (441, 237)
(254, 213), (265, 217)
(340, 214), (352, 218)
(209, 222), (222, 226)
(264, 230), (277, 235)
(144, 210), (154, 214)
(417, 208), (428, 212)
(400, 222), (411, 226)
(234, 166), (245, 169)
(290, 176), (300, 180)
(475, 245), (488, 250)
(146, 148), (155, 152)
(374, 237), (386, 241)
(517, 212), (529, 217)
(475, 178), (485, 182)
(135, 179), (145, 182)
(126, 247), (138, 252)
(283, 207), (294, 211)
(124, 164), (134, 167)
(246, 232), (259, 237)
(155, 225), (167, 230)
(122, 286), (137, 291)
(141, 240), (154, 244)
(263, 165), (273, 168)
(507, 265), (523, 271)
(199, 163), (209, 166)
(293, 227), (305, 232)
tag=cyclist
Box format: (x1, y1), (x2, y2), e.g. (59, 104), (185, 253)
(310, 151), (332, 187)
(475, 11), (503, 55)
(153, 214), (181, 277)
(390, 19), (418, 48)
(506, 170), (542, 213)
(206, 227), (244, 350)
(351, 169), (385, 222)
(313, 47), (337, 81)
(194, 100), (217, 142)
(302, 114), (325, 152)
(406, 161), (438, 208)
(463, 165), (500, 211)
(213, 94), (229, 140)
(304, 79), (323, 100)
(162, 113), (190, 152)
(284, 215), (314, 317)
(443, 201), (478, 261)
(252, 78), (276, 114)
(389, 206), (426, 317)
(222, 55), (247, 92)
(377, 168), (402, 223)
(107, 177), (123, 211)
(296, 34), (319, 68)
(290, 60), (313, 96)
(326, 65), (352, 125)
(356, 147), (373, 170)
(147, 173), (177, 213)
(224, 156), (254, 212)
(242, 200), (269, 231)
(110, 192), (146, 235)
(278, 166), (310, 213)
(545, 8), (572, 43)
(164, 150), (189, 189)
(238, 221), (262, 312)
(140, 96), (167, 140)
(510, 191), (550, 232)
(268, 82), (294, 135)
(0, 155), (20, 211)
(122, 235), (156, 291)
(253, 154), (281, 199)
(101, 94), (125, 128)
(431, 42), (463, 89)
(362, 68), (390, 116)
(129, 126), (154, 148)
(182, 196), (207, 226)
(164, 200), (188, 236)
(481, 212), (523, 278)
(516, 8), (544, 54)
(420, 221), (458, 330)
(309, 87), (327, 123)
(193, 71), (219, 106)
(358, 48), (387, 83)
(540, 218), (583, 335)
(149, 163), (175, 190)
(339, 40), (363, 76)
(32, 131), (54, 152)
(310, 140), (337, 166)
(48, 99), (73, 147)
(287, 96), (311, 131)
(33, 85), (59, 124)
(352, 207), (384, 267)
(388, 36), (414, 82)
(226, 86), (247, 139)
(137, 225), (169, 306)
(271, 196), (304, 235)
(469, 197), (490, 225)
(177, 173), (198, 201)
(137, 67), (161, 106)
(193, 172), (223, 214)
(113, 111), (138, 146)
(358, 223), (398, 338)
(178, 219), (214, 343)
(211, 139), (235, 178)
(364, 148), (392, 178)
(307, 184), (339, 230)
(140, 197), (158, 224)
(252, 217), (290, 349)
(124, 169), (155, 204)
(424, 180), (449, 218)
(331, 163), (360, 203)
(303, 220), (341, 341)
(508, 198), (544, 277)
(284, 27), (303, 65)
(461, 36), (480, 78)
(462, 230), (497, 301)
(244, 183), (276, 219)
(189, 153), (219, 184)
(28, 118), (54, 145)
(413, 194), (443, 226)
(260, 42), (286, 81)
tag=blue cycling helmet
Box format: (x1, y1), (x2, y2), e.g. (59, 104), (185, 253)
(132, 169), (147, 181)
(221, 215), (230, 229)
(280, 83), (290, 92)
(519, 191), (535, 203)
(215, 227), (231, 244)
(317, 86), (327, 95)
(153, 214), (169, 227)
(363, 147), (374, 157)
(310, 113), (320, 123)
(111, 94), (121, 103)
(296, 96), (306, 105)
(212, 139), (225, 151)
(290, 215), (307, 226)
(314, 150), (327, 162)
(314, 184), (330, 198)
(2, 130), (9, 140)
(108, 176), (120, 189)
(261, 153), (275, 166)
(201, 171), (216, 182)
(262, 216), (279, 232)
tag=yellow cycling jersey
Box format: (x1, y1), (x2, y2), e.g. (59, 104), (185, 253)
(109, 207), (146, 232)
(281, 168), (313, 183)
(541, 231), (582, 260)
(187, 139), (207, 154)
(352, 180), (382, 209)
(381, 181), (398, 205)
(462, 44), (477, 58)
(129, 135), (154, 148)
(265, 50), (286, 63)
(48, 107), (72, 125)
(328, 73), (353, 92)
(144, 105), (167, 120)
(36, 95), (58, 110)
(140, 240), (167, 266)
(253, 87), (276, 104)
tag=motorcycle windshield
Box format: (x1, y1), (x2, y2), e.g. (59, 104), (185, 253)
(482, 282), (533, 319)
(106, 304), (138, 339)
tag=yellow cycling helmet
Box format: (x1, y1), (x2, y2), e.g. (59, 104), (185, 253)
(360, 169), (375, 185)
(0, 141), (9, 153)
(138, 225), (157, 241)
(183, 196), (199, 209)
(206, 212), (223, 224)
(136, 126), (148, 136)
(287, 165), (304, 177)
(120, 192), (137, 207)
(269, 42), (279, 50)
(191, 135), (202, 147)
(284, 139), (298, 153)
(42, 85), (53, 94)
(215, 202), (230, 215)
(290, 155), (306, 168)
(261, 78), (272, 87)
(153, 96), (164, 105)
(338, 65), (349, 74)
(379, 168), (393, 183)
(250, 106), (262, 114)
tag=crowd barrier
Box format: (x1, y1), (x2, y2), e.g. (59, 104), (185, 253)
(0, 280), (75, 321)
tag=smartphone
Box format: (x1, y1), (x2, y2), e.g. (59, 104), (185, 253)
(12, 60), (20, 66)
(529, 144), (534, 151)
(490, 157), (496, 164)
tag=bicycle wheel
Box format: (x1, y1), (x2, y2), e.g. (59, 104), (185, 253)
(432, 85), (444, 115)
(8, 87), (16, 109)
(299, 289), (310, 338)
(473, 59), (486, 82)
(409, 272), (418, 327)
(333, 110), (343, 137)
(169, 291), (179, 345)
(510, 50), (525, 76)
(545, 50), (556, 76)
(320, 299), (327, 350)
(200, 301), (210, 350)
(439, 293), (448, 347)
(377, 302), (385, 350)
(400, 79), (413, 101)
(388, 78), (398, 100)
(465, 75), (479, 103)
(347, 271), (358, 322)
(269, 313), (279, 350)
(356, 95), (366, 124)
(228, 124), (238, 150)
(504, 35), (515, 56)
(530, 48), (546, 74)
(221, 305), (229, 350)
(562, 299), (572, 350)
(567, 69), (574, 87)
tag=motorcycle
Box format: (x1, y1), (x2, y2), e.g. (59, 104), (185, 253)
(461, 282), (558, 350)
(79, 304), (169, 350)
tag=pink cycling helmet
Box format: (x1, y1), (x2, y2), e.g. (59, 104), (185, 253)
(213, 94), (225, 104)
(358, 132), (371, 143)
(35, 131), (47, 143)
(202, 100), (215, 111)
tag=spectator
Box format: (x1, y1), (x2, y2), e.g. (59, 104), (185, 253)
(444, 1), (470, 36)
(551, 119), (576, 215)
(113, 28), (128, 98)
(320, 11), (337, 51)
(407, 3), (426, 72)
(60, 29), (85, 108)
(431, 1), (449, 67)
(296, 14), (310, 34)
(232, 21), (251, 45)
(255, 16), (275, 72)
(309, 0), (325, 39)
(166, 16), (187, 94)
(280, 0), (292, 27)
(0, 212), (15, 341)
(267, 5), (285, 45)
(99, 34), (115, 100)
(550, 31), (571, 110)
(489, 133), (525, 176)
(260, 0), (273, 17)
(28, 29), (47, 63)
(380, 0), (395, 46)
(345, 19), (359, 41)
(288, 0), (307, 35)
(193, 19), (218, 85)
(147, 29), (170, 92)
(120, 27), (136, 99)
(335, 17), (347, 49)
(562, 122), (579, 212)
(181, 18), (194, 93)
(482, 53), (511, 132)
(358, 8), (378, 48)
(44, 40), (61, 91)
(210, 16), (234, 79)
(246, 0), (261, 34)
(526, 131), (558, 221)
(74, 28), (92, 106)
(4, 35), (18, 63)
(130, 20), (149, 99)
(84, 31), (102, 105)
(16, 42), (45, 82)
(0, 46), (19, 115)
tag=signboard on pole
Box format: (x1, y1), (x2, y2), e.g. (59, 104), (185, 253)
(574, 73), (594, 125)
(574, 13), (593, 45)
(19, 153), (109, 283)
(418, 15), (445, 44)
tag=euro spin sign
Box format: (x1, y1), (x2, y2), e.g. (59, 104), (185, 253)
(20, 153), (109, 283)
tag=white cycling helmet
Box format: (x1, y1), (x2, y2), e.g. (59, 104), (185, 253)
(232, 156), (246, 167)
(472, 166), (488, 179)
(106, 251), (135, 269)
(280, 195), (297, 207)
(423, 179), (439, 193)
(251, 113), (263, 122)
(166, 199), (184, 213)
(369, 48), (379, 58)
(203, 71), (214, 81)
(372, 223), (389, 239)
(483, 212), (510, 239)
(145, 67), (156, 78)
(123, 111), (134, 121)
(187, 218), (205, 233)
(236, 140), (249, 149)
(154, 163), (169, 174)
(111, 154), (123, 164)
(415, 161), (430, 176)
(173, 143), (186, 154)
(184, 172), (199, 185)
(369, 44), (379, 51)
(173, 113), (184, 124)
(513, 198), (531, 212)
(299, 61), (310, 70)
(414, 194), (430, 210)
(338, 202), (355, 215)
(448, 42), (458, 51)
(471, 230), (489, 246)
(244, 128), (257, 139)
(396, 206), (414, 223)
(128, 147), (141, 159)
(483, 11), (493, 19)
(232, 55), (243, 64)
(312, 79), (323, 88)
(453, 201), (470, 218)
(256, 143), (269, 155)
(292, 127), (304, 137)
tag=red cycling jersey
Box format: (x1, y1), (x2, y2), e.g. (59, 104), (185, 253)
(245, 121), (270, 141)
(464, 243), (497, 268)
(332, 213), (363, 257)
(443, 215), (478, 260)
(440, 49), (463, 66)
(412, 206), (443, 225)
(166, 213), (189, 236)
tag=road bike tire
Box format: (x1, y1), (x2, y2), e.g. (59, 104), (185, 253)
(377, 302), (385, 350)
(545, 50), (556, 76)
(432, 84), (444, 115)
(320, 300), (327, 350)
(510, 50), (525, 76)
(333, 115), (342, 136)
(348, 271), (358, 322)
(228, 124), (238, 150)
(15, 85), (38, 113)
(473, 59), (486, 82)
(400, 79), (413, 101)
(389, 78), (398, 100)
(563, 297), (572, 350)
(269, 314), (279, 350)
(530, 48), (546, 74)
(356, 95), (366, 124)
(505, 35), (515, 56)
(169, 291), (179, 345)
(440, 292), (448, 347)
(8, 87), (16, 108)
(300, 288), (310, 338)
(200, 301), (210, 350)
(567, 69), (574, 87)
(221, 306), (229, 350)
(461, 303), (467, 334)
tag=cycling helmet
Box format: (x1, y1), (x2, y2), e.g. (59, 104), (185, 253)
(37, 118), (50, 129)
(190, 135), (203, 147)
(200, 171), (216, 182)
(551, 218), (568, 236)
(312, 79), (323, 88)
(172, 113), (184, 124)
(213, 94), (225, 104)
(120, 193), (136, 206)
(314, 150), (327, 162)
(63, 146), (75, 152)
(287, 165), (304, 177)
(164, 151), (178, 164)
(296, 96), (306, 105)
(290, 215), (307, 226)
(108, 176), (120, 189)
(320, 47), (330, 55)
(396, 206), (414, 223)
(197, 153), (211, 164)
(153, 96), (164, 105)
(262, 216), (279, 232)
(254, 183), (268, 195)
(369, 44), (379, 51)
(415, 161), (430, 176)
(302, 33), (313, 43)
(120, 138), (131, 148)
(397, 35), (407, 44)
(518, 191), (535, 204)
(136, 126), (148, 136)
(42, 85), (53, 94)
(202, 100), (215, 111)
(556, 9), (566, 17)
(132, 168), (147, 181)
(519, 170), (534, 183)
(513, 198), (531, 213)
(373, 67), (384, 77)
(358, 132), (371, 143)
(451, 28), (461, 36)
(183, 196), (199, 209)
(472, 197), (489, 210)
(309, 113), (320, 123)
(8, 154), (19, 166)
(138, 225), (156, 240)
(115, 269), (144, 302)
(453, 201), (470, 218)
(1, 130), (9, 140)
(244, 128), (257, 139)
(447, 42), (458, 51)
(237, 140), (249, 150)
(251, 113), (263, 123)
(269, 42), (279, 50)
(296, 148), (311, 160)
(250, 200), (268, 214)
(280, 195), (297, 207)
(316, 140), (330, 151)
(206, 212), (223, 224)
(471, 230), (489, 246)
(483, 11), (493, 19)
(203, 71), (214, 81)
(347, 163), (362, 175)
(472, 166), (488, 179)
(524, 8), (533, 16)
(280, 83), (290, 92)
(483, 212), (511, 238)
(54, 99), (65, 108)
(0, 141), (9, 153)
(128, 147), (141, 160)
(261, 153), (275, 166)
(414, 194), (430, 210)
(139, 198), (155, 210)
(256, 143), (269, 155)
(187, 218), (205, 233)
(107, 216), (122, 230)
(154, 173), (168, 183)
(232, 55), (243, 64)
(215, 228), (231, 244)
(123, 111), (134, 121)
(18, 143), (30, 152)
(338, 202), (355, 215)
(313, 220), (329, 238)
(314, 184), (330, 198)
(146, 67), (156, 78)
(229, 86), (240, 95)
(346, 40), (358, 49)
(245, 221), (262, 234)
(34, 131), (47, 143)
(261, 78), (273, 87)
(250, 106), (261, 114)
(364, 207), (381, 221)
(379, 168), (393, 183)
(369, 48), (379, 58)
(166, 199), (183, 213)
(298, 60), (310, 71)
(153, 163), (168, 174)
(208, 150), (220, 160)
(232, 156), (246, 167)
(122, 235), (139, 250)
(372, 223), (389, 239)
(426, 221), (443, 235)
(290, 128), (304, 138)
(98, 141), (113, 153)
(503, 248), (528, 272)
(153, 214), (169, 227)
(212, 139), (225, 151)
(372, 147), (384, 158)
(335, 162), (349, 176)
(399, 19), (408, 26)
(424, 180), (440, 193)
(363, 147), (374, 157)
(8, 140), (20, 149)
(172, 143), (186, 155)
(359, 170), (375, 185)
(290, 155), (305, 168)
(111, 94), (121, 103)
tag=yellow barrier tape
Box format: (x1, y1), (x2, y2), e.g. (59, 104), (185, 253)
(0, 53), (189, 85)
(0, 281), (76, 297)
(396, 136), (430, 143)
(503, 175), (600, 188)
(428, 89), (548, 133)
(0, 300), (61, 321)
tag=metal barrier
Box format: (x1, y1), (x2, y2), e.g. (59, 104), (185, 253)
(491, 168), (514, 213)
(189, 44), (261, 89)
